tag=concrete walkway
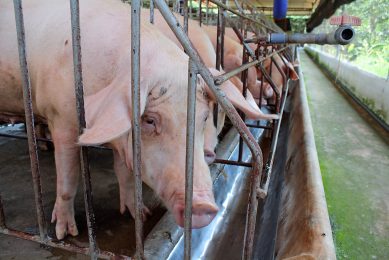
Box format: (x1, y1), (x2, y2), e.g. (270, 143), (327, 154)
(300, 50), (389, 259)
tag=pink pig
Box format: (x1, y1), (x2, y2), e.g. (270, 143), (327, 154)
(1, 0), (266, 239)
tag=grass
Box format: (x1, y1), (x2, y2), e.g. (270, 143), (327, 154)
(352, 55), (389, 79)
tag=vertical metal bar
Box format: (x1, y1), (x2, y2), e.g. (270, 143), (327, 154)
(242, 161), (260, 260)
(13, 0), (47, 242)
(183, 0), (189, 34)
(0, 195), (6, 229)
(189, 0), (193, 19)
(199, 0), (202, 26)
(205, 0), (209, 24)
(184, 59), (197, 260)
(131, 0), (144, 259)
(238, 47), (249, 162)
(150, 0), (154, 24)
(69, 1), (99, 259)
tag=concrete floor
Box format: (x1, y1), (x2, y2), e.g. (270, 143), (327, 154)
(300, 50), (389, 259)
(0, 124), (164, 259)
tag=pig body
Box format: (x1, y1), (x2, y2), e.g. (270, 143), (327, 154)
(1, 0), (219, 239)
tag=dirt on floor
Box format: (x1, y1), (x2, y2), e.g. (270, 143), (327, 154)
(0, 124), (165, 259)
(300, 50), (389, 259)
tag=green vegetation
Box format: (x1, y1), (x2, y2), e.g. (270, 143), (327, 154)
(312, 0), (389, 78)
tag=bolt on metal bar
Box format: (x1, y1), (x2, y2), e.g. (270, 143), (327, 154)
(13, 0), (48, 242)
(0, 194), (6, 229)
(69, 1), (99, 258)
(130, 0), (144, 259)
(150, 0), (154, 24)
(152, 2), (263, 259)
(184, 59), (197, 260)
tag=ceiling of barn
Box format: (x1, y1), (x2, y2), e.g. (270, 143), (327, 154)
(242, 0), (320, 16)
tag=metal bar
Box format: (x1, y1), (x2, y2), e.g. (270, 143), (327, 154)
(213, 159), (252, 167)
(0, 132), (111, 150)
(214, 47), (289, 85)
(0, 228), (130, 259)
(152, 3), (264, 259)
(183, 0), (189, 34)
(69, 1), (99, 259)
(13, 0), (47, 242)
(130, 0), (144, 258)
(260, 82), (289, 194)
(199, 0), (202, 26)
(205, 0), (209, 24)
(189, 0), (192, 19)
(258, 64), (281, 113)
(245, 123), (272, 130)
(0, 194), (6, 229)
(268, 26), (355, 45)
(238, 45), (249, 162)
(150, 0), (154, 24)
(184, 59), (197, 260)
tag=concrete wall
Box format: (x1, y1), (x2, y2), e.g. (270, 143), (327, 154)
(305, 47), (389, 125)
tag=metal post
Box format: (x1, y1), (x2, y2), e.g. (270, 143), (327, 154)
(199, 0), (202, 26)
(13, 0), (48, 242)
(184, 59), (197, 260)
(69, 1), (99, 259)
(0, 195), (6, 229)
(131, 0), (144, 259)
(150, 0), (154, 24)
(183, 0), (189, 34)
(189, 0), (193, 19)
(205, 0), (209, 24)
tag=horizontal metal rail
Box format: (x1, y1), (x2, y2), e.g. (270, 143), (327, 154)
(214, 47), (289, 85)
(0, 227), (129, 259)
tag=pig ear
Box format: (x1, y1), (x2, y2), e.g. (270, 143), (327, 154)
(78, 83), (133, 145)
(202, 69), (278, 121)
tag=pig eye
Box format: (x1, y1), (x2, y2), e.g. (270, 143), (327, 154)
(141, 113), (160, 135)
(145, 118), (155, 125)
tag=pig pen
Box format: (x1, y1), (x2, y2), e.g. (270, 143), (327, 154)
(0, 50), (335, 259)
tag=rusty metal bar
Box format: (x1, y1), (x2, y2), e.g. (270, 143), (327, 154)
(130, 0), (144, 258)
(69, 1), (99, 259)
(215, 2), (225, 70)
(152, 2), (264, 259)
(0, 195), (6, 229)
(0, 228), (130, 259)
(184, 59), (197, 260)
(13, 0), (48, 242)
(150, 0), (154, 24)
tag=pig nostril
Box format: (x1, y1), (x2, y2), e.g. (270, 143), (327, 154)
(204, 150), (216, 164)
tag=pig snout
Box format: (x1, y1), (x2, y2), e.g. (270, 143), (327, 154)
(170, 191), (218, 228)
(204, 149), (216, 165)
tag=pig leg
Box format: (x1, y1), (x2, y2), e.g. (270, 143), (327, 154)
(50, 126), (80, 240)
(113, 149), (151, 221)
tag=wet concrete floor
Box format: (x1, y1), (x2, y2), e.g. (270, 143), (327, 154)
(300, 50), (389, 259)
(0, 124), (165, 259)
